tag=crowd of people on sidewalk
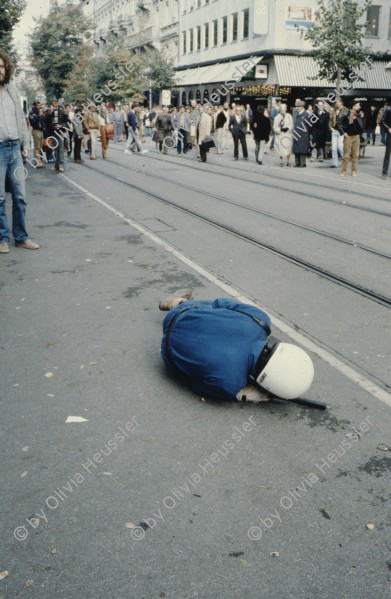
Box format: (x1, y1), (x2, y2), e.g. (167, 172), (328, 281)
(2, 41), (391, 255)
(25, 92), (391, 179)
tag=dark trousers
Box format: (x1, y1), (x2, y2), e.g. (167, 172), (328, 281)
(366, 127), (376, 145)
(233, 132), (248, 158)
(73, 137), (82, 161)
(177, 128), (188, 154)
(199, 146), (207, 162)
(295, 153), (307, 166)
(382, 132), (391, 175)
(381, 126), (387, 145)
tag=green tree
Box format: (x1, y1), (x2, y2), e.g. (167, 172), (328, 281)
(63, 31), (176, 106)
(30, 2), (92, 99)
(142, 48), (175, 91)
(0, 0), (27, 62)
(63, 44), (97, 103)
(298, 0), (375, 89)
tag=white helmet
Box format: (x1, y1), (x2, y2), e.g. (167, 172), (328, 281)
(256, 342), (314, 400)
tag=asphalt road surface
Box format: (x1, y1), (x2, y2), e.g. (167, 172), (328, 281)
(1, 138), (390, 599)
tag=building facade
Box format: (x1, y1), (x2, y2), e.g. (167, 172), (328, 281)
(80, 0), (391, 107)
(176, 0), (391, 107)
(80, 0), (179, 60)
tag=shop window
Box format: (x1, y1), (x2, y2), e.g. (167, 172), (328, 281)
(203, 89), (209, 102)
(181, 91), (187, 105)
(196, 89), (201, 101)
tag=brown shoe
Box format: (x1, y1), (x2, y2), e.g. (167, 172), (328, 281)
(0, 242), (10, 254)
(15, 239), (39, 250)
(159, 289), (194, 311)
(381, 175), (387, 180)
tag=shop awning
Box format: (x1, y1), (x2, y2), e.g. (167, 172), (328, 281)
(275, 55), (391, 89)
(174, 56), (263, 87)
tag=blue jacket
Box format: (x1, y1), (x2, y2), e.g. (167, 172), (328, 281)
(127, 110), (137, 131)
(161, 298), (271, 401)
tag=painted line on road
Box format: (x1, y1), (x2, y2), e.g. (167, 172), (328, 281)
(62, 174), (391, 409)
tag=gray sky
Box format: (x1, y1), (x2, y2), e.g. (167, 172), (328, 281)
(13, 0), (66, 57)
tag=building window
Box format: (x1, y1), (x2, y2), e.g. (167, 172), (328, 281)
(189, 28), (194, 52)
(205, 0), (209, 4)
(366, 5), (380, 36)
(232, 12), (238, 42)
(204, 23), (209, 48)
(222, 16), (227, 44)
(197, 0), (201, 8)
(243, 8), (249, 38)
(196, 25), (201, 50)
(388, 8), (391, 40)
(181, 91), (187, 105)
(213, 19), (218, 45)
(182, 31), (186, 54)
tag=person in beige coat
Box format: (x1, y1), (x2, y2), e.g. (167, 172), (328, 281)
(273, 103), (293, 166)
(196, 105), (212, 162)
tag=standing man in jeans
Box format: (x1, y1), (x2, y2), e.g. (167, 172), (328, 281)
(173, 105), (190, 155)
(112, 105), (124, 142)
(329, 98), (348, 168)
(0, 51), (39, 254)
(381, 107), (391, 180)
(45, 98), (69, 171)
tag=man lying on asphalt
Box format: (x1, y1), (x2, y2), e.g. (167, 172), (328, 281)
(159, 291), (314, 403)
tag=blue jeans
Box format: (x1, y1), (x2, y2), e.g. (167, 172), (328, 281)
(126, 129), (142, 152)
(331, 130), (344, 167)
(0, 140), (28, 243)
(177, 128), (188, 154)
(114, 123), (123, 142)
(54, 134), (65, 169)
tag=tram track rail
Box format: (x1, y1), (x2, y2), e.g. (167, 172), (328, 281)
(94, 156), (391, 261)
(142, 151), (391, 217)
(76, 161), (391, 309)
